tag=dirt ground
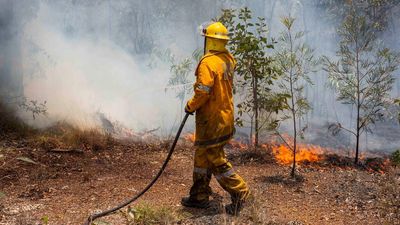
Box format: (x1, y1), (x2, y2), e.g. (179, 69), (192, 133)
(0, 134), (399, 225)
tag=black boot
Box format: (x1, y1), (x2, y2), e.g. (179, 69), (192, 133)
(225, 199), (244, 216)
(181, 197), (209, 209)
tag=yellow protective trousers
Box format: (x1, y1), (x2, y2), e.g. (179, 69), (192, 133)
(189, 145), (249, 202)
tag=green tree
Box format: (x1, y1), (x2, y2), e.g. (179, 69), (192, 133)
(391, 149), (400, 167)
(219, 8), (284, 149)
(324, 9), (400, 164)
(165, 49), (202, 120)
(314, 0), (400, 30)
(274, 16), (318, 177)
(150, 48), (202, 120)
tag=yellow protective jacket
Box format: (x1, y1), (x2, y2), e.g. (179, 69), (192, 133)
(186, 50), (236, 147)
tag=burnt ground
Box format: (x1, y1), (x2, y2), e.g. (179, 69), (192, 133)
(0, 134), (399, 225)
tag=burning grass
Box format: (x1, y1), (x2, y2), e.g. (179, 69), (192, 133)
(183, 133), (195, 143)
(182, 132), (394, 173)
(184, 132), (325, 165)
(267, 143), (323, 165)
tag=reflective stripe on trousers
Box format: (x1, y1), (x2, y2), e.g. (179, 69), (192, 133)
(194, 167), (208, 175)
(214, 168), (234, 180)
(188, 145), (249, 201)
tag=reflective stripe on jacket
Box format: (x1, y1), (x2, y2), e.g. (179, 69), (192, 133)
(187, 50), (236, 147)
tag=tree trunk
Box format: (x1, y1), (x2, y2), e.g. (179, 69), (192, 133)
(355, 43), (360, 165)
(253, 73), (259, 150)
(288, 29), (297, 177)
(291, 100), (297, 177)
(250, 115), (253, 146)
(355, 121), (360, 164)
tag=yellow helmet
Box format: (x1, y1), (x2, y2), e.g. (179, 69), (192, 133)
(201, 22), (229, 40)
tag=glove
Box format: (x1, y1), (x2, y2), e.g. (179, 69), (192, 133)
(185, 103), (194, 115)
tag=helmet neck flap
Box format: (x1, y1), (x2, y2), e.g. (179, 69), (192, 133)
(204, 37), (227, 53)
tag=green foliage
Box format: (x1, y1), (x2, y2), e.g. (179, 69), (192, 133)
(219, 8), (284, 146)
(323, 8), (400, 163)
(163, 48), (201, 118)
(315, 0), (400, 31)
(123, 203), (182, 225)
(167, 58), (193, 101)
(324, 10), (399, 134)
(41, 216), (49, 225)
(274, 15), (319, 177)
(275, 16), (318, 123)
(391, 150), (400, 166)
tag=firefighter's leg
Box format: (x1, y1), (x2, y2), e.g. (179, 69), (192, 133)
(207, 145), (249, 203)
(187, 147), (212, 202)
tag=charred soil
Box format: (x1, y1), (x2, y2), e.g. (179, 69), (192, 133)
(0, 133), (399, 225)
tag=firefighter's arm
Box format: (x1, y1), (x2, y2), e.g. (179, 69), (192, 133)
(185, 62), (214, 113)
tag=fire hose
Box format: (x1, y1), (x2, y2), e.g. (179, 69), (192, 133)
(83, 113), (190, 225)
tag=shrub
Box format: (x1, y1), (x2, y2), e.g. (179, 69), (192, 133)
(123, 203), (181, 225)
(390, 150), (400, 167)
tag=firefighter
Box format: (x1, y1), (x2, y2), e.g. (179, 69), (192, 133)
(181, 22), (249, 215)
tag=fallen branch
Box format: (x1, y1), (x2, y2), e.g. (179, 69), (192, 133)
(49, 148), (84, 154)
(139, 127), (160, 135)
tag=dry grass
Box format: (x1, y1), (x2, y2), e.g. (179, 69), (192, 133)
(119, 203), (186, 225)
(67, 128), (114, 151)
(0, 100), (114, 152)
(33, 124), (114, 151)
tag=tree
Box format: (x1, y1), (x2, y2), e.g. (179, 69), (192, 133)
(314, 0), (400, 30)
(157, 49), (202, 120)
(274, 16), (318, 177)
(324, 8), (400, 164)
(219, 8), (284, 149)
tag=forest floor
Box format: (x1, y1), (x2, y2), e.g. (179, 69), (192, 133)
(0, 132), (399, 225)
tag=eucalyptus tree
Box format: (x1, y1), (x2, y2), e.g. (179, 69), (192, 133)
(274, 16), (318, 177)
(219, 8), (284, 149)
(324, 9), (400, 164)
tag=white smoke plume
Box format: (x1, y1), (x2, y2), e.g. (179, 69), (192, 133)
(0, 0), (398, 151)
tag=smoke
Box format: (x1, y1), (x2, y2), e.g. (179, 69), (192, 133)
(0, 0), (399, 151)
(17, 1), (197, 132)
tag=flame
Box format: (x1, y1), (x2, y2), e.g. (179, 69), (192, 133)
(261, 133), (324, 165)
(182, 132), (388, 174)
(269, 143), (323, 165)
(183, 132), (325, 165)
(228, 139), (247, 150)
(183, 133), (195, 142)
